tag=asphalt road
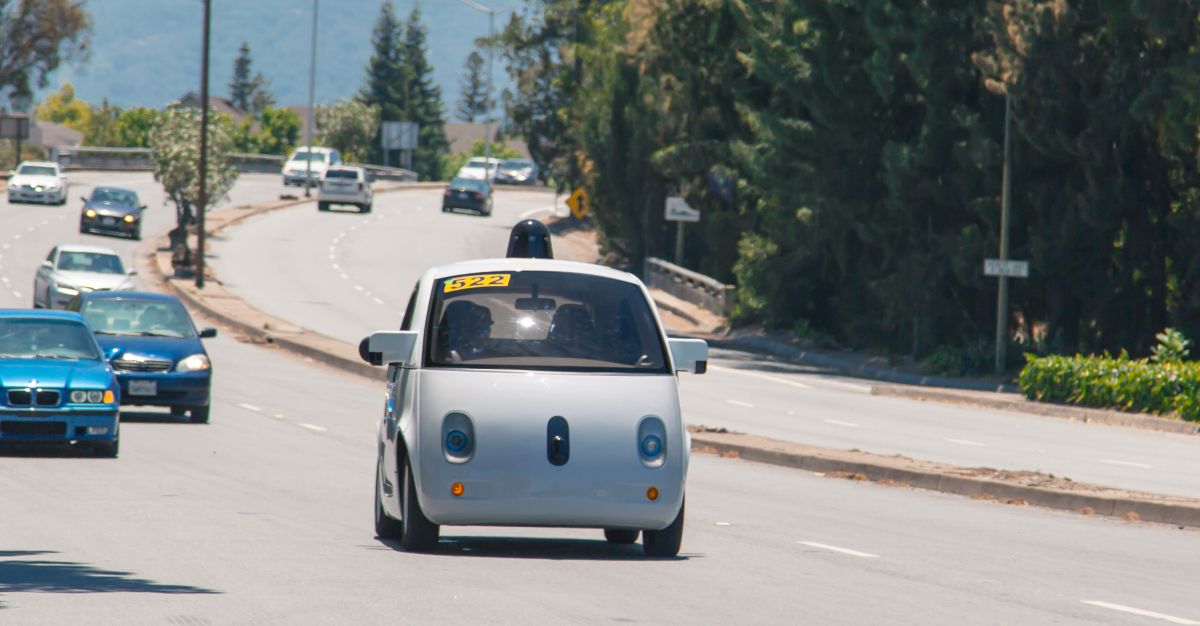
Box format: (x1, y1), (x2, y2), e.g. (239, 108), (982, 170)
(211, 187), (1200, 501)
(4, 174), (1200, 624)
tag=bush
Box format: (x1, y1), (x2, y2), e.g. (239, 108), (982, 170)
(1018, 353), (1200, 422)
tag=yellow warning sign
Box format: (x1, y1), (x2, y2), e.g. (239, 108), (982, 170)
(566, 188), (589, 219)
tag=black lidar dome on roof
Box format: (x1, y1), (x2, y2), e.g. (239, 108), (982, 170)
(507, 219), (554, 259)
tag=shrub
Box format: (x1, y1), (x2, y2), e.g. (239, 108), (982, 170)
(1151, 327), (1191, 364)
(1018, 353), (1200, 422)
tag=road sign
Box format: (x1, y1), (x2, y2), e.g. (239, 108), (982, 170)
(984, 258), (1029, 278)
(566, 188), (589, 219)
(0, 115), (30, 140)
(664, 196), (700, 222)
(381, 121), (418, 150)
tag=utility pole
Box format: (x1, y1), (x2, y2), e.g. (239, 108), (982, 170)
(459, 0), (510, 181)
(995, 91), (1012, 375)
(304, 0), (319, 198)
(196, 0), (211, 289)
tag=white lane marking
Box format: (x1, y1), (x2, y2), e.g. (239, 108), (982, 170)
(708, 364), (813, 390)
(714, 522), (731, 526)
(1, 243), (8, 249)
(354, 284), (364, 292)
(519, 206), (555, 220)
(13, 234), (20, 240)
(726, 399), (755, 408)
(0, 277), (8, 284)
(237, 403), (262, 413)
(331, 263), (339, 271)
(26, 226), (35, 232)
(299, 423), (327, 432)
(798, 541), (879, 559)
(823, 419), (860, 428)
(1100, 459), (1153, 469)
(11, 291), (20, 298)
(373, 297), (384, 305)
(272, 413), (285, 419)
(943, 437), (986, 447)
(1081, 601), (1200, 625)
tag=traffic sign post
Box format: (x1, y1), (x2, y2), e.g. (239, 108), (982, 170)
(665, 196), (700, 265)
(0, 114), (30, 169)
(983, 259), (1029, 278)
(381, 121), (418, 168)
(566, 188), (589, 219)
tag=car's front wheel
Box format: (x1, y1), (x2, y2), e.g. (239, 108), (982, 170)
(643, 498), (684, 557)
(400, 456), (439, 551)
(604, 529), (639, 544)
(93, 438), (119, 458)
(318, 201), (329, 212)
(189, 405), (210, 424)
(375, 460), (403, 539)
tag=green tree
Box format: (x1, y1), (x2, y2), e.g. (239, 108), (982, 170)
(400, 6), (449, 179)
(359, 1), (405, 165)
(149, 107), (239, 254)
(233, 105), (299, 155)
(0, 0), (91, 105)
(229, 41), (273, 117)
(112, 107), (161, 148)
(34, 82), (91, 131)
(84, 98), (122, 145)
(318, 99), (379, 162)
(456, 50), (489, 122)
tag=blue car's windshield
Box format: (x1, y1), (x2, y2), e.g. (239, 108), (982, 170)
(0, 319), (101, 360)
(91, 188), (138, 205)
(81, 299), (196, 339)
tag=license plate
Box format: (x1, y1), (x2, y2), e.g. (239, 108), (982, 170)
(128, 380), (157, 396)
(102, 217), (115, 225)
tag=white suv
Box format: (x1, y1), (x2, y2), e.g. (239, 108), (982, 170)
(318, 166), (373, 213)
(282, 147), (341, 187)
(7, 161), (68, 205)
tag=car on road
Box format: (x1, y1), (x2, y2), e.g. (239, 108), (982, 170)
(318, 165), (373, 213)
(282, 146), (342, 187)
(454, 156), (502, 181)
(6, 161), (68, 205)
(361, 229), (708, 556)
(79, 186), (146, 240)
(68, 291), (216, 424)
(0, 310), (120, 456)
(33, 245), (137, 310)
(493, 159), (539, 186)
(441, 177), (493, 216)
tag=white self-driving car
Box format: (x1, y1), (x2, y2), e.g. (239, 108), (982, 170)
(361, 232), (707, 557)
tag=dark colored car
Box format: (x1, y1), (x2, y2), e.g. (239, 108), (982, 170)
(68, 291), (216, 423)
(80, 186), (145, 240)
(442, 177), (493, 216)
(493, 159), (539, 186)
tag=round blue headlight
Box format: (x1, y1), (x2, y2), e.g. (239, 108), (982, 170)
(640, 434), (663, 458)
(446, 429), (469, 452)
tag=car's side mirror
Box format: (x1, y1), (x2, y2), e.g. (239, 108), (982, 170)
(105, 347), (120, 361)
(40, 260), (52, 270)
(668, 338), (709, 374)
(127, 269), (138, 276)
(199, 328), (217, 339)
(360, 330), (419, 367)
(140, 204), (147, 210)
(80, 196), (89, 203)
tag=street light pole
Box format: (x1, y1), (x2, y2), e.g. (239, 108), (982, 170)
(995, 91), (1012, 375)
(196, 0), (211, 289)
(459, 0), (510, 181)
(304, 0), (319, 198)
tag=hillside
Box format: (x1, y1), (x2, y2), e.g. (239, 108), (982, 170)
(38, 0), (511, 117)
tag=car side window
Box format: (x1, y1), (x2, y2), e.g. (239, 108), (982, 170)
(332, 151), (342, 164)
(47, 247), (57, 264)
(401, 283), (419, 331)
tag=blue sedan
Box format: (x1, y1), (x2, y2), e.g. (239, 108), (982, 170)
(69, 291), (216, 423)
(0, 310), (121, 456)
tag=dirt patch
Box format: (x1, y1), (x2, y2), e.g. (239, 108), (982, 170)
(827, 471), (869, 481)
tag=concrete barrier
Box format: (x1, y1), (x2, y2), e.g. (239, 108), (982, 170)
(644, 257), (735, 317)
(53, 146), (417, 181)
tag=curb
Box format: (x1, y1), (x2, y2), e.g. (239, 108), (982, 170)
(692, 430), (1200, 528)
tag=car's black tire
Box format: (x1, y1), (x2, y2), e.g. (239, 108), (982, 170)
(318, 201), (329, 211)
(189, 405), (210, 424)
(604, 529), (640, 544)
(643, 498), (685, 557)
(399, 456), (439, 551)
(170, 406), (188, 417)
(93, 438), (119, 458)
(133, 227), (142, 241)
(375, 460), (404, 539)
(361, 203), (372, 213)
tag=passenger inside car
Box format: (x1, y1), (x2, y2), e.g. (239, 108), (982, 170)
(440, 301), (494, 362)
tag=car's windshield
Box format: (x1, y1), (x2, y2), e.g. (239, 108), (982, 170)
(56, 251), (125, 274)
(324, 169), (358, 179)
(465, 158), (498, 167)
(450, 178), (487, 192)
(0, 318), (100, 360)
(426, 271), (668, 373)
(500, 159), (533, 170)
(17, 165), (57, 176)
(290, 151), (328, 162)
(81, 298), (196, 338)
(90, 188), (138, 205)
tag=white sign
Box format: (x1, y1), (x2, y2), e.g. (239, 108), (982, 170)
(381, 121), (418, 150)
(984, 258), (1029, 278)
(664, 196), (700, 222)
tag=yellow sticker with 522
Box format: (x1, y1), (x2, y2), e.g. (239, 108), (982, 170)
(444, 273), (511, 293)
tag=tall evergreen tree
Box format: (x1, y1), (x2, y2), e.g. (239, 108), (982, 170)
(456, 50), (489, 122)
(229, 42), (254, 112)
(359, 2), (405, 165)
(401, 6), (449, 179)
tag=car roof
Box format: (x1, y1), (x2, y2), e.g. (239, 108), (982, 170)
(55, 244), (122, 255)
(92, 186), (137, 194)
(424, 258), (641, 285)
(325, 165), (363, 172)
(79, 290), (179, 303)
(0, 309), (86, 322)
(17, 160), (60, 168)
(292, 146), (333, 154)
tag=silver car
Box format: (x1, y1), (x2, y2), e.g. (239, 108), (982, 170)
(7, 161), (68, 205)
(33, 245), (138, 310)
(361, 258), (708, 556)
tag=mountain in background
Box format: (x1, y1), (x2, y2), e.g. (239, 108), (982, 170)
(38, 0), (511, 117)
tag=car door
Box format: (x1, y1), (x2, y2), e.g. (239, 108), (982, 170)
(383, 282), (421, 486)
(34, 247), (57, 304)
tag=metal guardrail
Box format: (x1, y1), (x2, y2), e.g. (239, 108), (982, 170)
(644, 257), (736, 317)
(53, 146), (416, 181)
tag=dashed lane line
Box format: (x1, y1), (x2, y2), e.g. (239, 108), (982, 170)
(708, 364), (814, 390)
(1081, 601), (1199, 625)
(823, 419), (860, 428)
(943, 437), (987, 447)
(236, 402), (262, 413)
(726, 399), (756, 408)
(299, 423), (328, 432)
(797, 541), (880, 559)
(1100, 459), (1153, 469)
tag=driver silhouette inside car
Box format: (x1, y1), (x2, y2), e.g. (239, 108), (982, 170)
(440, 300), (494, 363)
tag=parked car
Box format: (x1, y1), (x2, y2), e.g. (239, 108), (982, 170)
(454, 157), (502, 181)
(441, 177), (493, 216)
(33, 245), (137, 310)
(79, 186), (146, 240)
(282, 146), (342, 187)
(493, 159), (539, 186)
(0, 310), (121, 457)
(6, 161), (68, 205)
(68, 291), (216, 424)
(361, 220), (708, 555)
(318, 165), (373, 213)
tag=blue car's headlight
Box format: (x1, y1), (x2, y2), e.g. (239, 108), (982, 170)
(70, 389), (115, 404)
(176, 354), (210, 372)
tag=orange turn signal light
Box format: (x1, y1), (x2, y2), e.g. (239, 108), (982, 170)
(647, 487), (659, 501)
(451, 482), (464, 497)
(102, 390), (115, 404)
